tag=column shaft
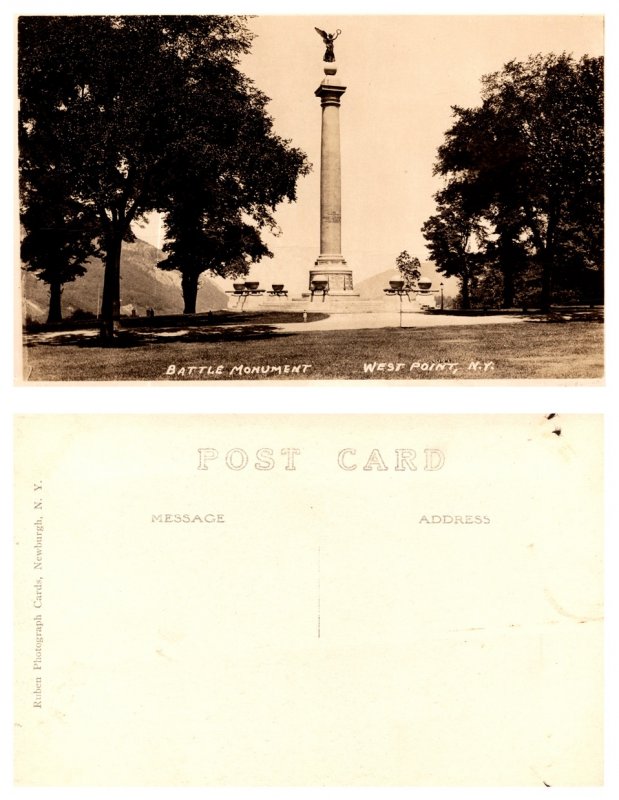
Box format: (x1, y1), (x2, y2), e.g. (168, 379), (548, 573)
(320, 101), (342, 256)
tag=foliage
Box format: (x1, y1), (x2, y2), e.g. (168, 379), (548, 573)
(424, 53), (603, 310)
(18, 15), (309, 336)
(156, 113), (308, 312)
(20, 174), (100, 323)
(395, 250), (421, 288)
(421, 187), (486, 309)
(68, 308), (98, 321)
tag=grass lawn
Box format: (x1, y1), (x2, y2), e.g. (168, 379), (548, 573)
(22, 318), (603, 381)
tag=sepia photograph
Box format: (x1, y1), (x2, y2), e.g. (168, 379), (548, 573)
(16, 13), (604, 382)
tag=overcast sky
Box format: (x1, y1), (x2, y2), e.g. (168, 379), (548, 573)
(132, 13), (603, 295)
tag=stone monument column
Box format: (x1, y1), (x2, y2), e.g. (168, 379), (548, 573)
(309, 30), (355, 294)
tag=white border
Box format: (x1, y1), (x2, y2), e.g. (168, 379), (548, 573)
(2, 3), (616, 800)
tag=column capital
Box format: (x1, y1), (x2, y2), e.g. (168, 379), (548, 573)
(315, 80), (347, 108)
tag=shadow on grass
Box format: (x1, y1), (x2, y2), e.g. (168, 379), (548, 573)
(24, 310), (331, 335)
(524, 309), (604, 324)
(427, 307), (604, 323)
(26, 324), (295, 349)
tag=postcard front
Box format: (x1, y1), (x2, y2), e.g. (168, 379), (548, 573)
(17, 15), (603, 384)
(14, 414), (603, 785)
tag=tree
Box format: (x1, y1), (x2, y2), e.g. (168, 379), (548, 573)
(395, 251), (421, 289)
(18, 16), (309, 339)
(421, 188), (485, 310)
(427, 53), (603, 310)
(20, 176), (100, 323)
(158, 204), (270, 314)
(155, 103), (308, 313)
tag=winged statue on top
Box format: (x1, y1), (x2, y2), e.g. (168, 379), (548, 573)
(314, 27), (342, 62)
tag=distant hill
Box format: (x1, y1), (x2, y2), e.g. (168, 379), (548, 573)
(355, 262), (459, 298)
(21, 237), (229, 321)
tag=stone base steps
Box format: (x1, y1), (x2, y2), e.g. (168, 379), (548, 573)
(227, 294), (436, 314)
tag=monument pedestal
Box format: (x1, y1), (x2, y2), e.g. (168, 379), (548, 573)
(307, 261), (358, 296)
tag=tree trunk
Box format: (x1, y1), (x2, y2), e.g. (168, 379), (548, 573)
(540, 255), (552, 313)
(540, 209), (558, 313)
(501, 261), (515, 308)
(99, 234), (123, 341)
(182, 272), (199, 314)
(460, 274), (471, 309)
(47, 280), (63, 324)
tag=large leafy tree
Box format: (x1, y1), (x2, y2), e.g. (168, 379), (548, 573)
(427, 53), (603, 310)
(20, 175), (100, 323)
(155, 107), (307, 313)
(18, 16), (309, 338)
(158, 202), (270, 314)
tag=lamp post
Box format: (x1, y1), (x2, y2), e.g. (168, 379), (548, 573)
(440, 282), (444, 312)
